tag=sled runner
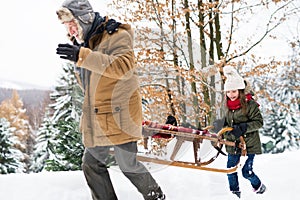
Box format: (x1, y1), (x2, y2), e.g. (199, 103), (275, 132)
(138, 120), (239, 173)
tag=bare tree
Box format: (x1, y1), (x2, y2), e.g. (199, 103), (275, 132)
(109, 0), (299, 126)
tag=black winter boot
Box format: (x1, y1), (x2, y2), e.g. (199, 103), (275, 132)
(255, 183), (266, 194)
(144, 187), (166, 200)
(232, 191), (241, 198)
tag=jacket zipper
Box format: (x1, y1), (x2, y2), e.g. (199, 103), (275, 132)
(231, 110), (235, 126)
(231, 110), (238, 154)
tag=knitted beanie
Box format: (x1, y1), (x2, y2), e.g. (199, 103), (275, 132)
(223, 66), (245, 91)
(56, 0), (95, 42)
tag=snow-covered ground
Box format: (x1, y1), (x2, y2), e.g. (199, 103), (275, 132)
(0, 143), (299, 200)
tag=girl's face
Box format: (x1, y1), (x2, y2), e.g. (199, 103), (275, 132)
(226, 90), (239, 101)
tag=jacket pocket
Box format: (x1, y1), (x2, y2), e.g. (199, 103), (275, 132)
(95, 104), (122, 136)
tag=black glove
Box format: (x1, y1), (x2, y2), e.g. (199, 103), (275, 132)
(56, 43), (80, 62)
(165, 115), (177, 126)
(231, 123), (247, 138)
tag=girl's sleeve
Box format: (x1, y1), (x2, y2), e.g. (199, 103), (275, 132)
(246, 101), (263, 133)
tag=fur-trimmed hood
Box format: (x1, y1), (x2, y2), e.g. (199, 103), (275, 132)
(56, 0), (95, 43)
(56, 7), (76, 23)
(56, 7), (84, 43)
(58, 0), (94, 23)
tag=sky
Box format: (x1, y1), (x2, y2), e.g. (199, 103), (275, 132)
(0, 141), (299, 200)
(0, 0), (298, 89)
(0, 0), (110, 88)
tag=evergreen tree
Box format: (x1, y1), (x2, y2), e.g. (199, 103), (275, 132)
(30, 110), (56, 172)
(0, 118), (25, 174)
(33, 63), (84, 171)
(45, 120), (83, 171)
(262, 57), (300, 153)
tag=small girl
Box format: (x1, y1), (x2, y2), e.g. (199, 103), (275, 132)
(222, 66), (266, 198)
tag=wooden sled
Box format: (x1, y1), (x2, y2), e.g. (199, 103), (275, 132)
(138, 120), (239, 173)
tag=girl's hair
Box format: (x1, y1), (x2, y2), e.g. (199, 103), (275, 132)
(239, 89), (248, 114)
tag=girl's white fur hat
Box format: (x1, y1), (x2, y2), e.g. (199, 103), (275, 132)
(223, 66), (245, 91)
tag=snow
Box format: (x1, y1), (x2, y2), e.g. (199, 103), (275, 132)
(0, 144), (299, 200)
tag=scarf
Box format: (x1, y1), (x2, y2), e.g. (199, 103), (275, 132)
(227, 93), (253, 110)
(76, 13), (121, 91)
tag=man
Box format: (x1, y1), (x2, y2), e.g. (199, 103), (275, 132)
(55, 0), (165, 199)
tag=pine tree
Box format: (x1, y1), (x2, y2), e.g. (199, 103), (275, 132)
(0, 118), (25, 174)
(262, 57), (300, 153)
(45, 120), (83, 171)
(33, 63), (84, 171)
(30, 109), (56, 172)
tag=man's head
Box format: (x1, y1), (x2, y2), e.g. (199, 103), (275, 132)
(56, 0), (95, 43)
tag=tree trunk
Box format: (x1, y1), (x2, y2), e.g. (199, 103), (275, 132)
(184, 0), (200, 127)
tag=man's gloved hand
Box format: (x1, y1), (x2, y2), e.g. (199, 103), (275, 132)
(231, 123), (247, 138)
(56, 43), (80, 62)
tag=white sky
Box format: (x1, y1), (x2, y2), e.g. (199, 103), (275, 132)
(0, 0), (111, 88)
(0, 0), (298, 88)
(0, 142), (299, 200)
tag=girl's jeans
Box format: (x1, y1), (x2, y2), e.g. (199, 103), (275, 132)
(227, 154), (262, 192)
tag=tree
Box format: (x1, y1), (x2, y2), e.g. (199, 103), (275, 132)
(45, 120), (83, 171)
(0, 90), (34, 172)
(109, 0), (298, 128)
(33, 63), (84, 171)
(260, 47), (300, 153)
(0, 118), (25, 174)
(30, 109), (56, 172)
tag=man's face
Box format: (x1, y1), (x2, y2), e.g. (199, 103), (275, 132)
(63, 20), (80, 40)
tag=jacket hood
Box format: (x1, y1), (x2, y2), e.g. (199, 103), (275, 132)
(56, 0), (95, 43)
